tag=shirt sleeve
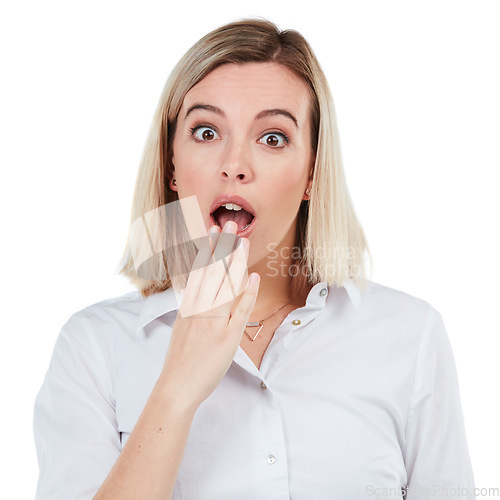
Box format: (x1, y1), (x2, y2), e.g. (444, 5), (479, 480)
(33, 312), (121, 500)
(404, 306), (476, 499)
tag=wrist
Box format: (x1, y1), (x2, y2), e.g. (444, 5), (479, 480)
(152, 371), (200, 418)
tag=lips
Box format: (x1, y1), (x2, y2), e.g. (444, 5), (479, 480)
(209, 193), (257, 236)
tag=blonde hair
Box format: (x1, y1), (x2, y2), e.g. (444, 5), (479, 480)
(117, 18), (372, 298)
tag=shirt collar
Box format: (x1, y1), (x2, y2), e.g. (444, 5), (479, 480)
(135, 278), (361, 338)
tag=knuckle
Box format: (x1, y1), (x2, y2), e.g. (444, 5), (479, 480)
(235, 303), (249, 317)
(219, 277), (236, 296)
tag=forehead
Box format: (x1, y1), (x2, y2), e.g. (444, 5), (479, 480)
(182, 62), (311, 121)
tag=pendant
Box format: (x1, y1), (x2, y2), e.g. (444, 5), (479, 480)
(244, 320), (264, 341)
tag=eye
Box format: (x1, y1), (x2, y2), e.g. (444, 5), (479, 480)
(190, 126), (220, 142)
(258, 132), (289, 148)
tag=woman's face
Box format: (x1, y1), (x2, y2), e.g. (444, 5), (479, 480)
(171, 62), (314, 269)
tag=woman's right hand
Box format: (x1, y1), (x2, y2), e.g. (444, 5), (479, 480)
(157, 220), (260, 413)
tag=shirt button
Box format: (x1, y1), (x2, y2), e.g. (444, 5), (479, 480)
(320, 288), (327, 296)
(267, 454), (276, 464)
(260, 381), (267, 390)
(292, 319), (301, 326)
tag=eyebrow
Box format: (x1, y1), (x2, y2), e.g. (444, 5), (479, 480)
(185, 103), (299, 128)
(185, 104), (225, 119)
(255, 109), (299, 128)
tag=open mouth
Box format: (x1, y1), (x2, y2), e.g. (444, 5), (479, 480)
(210, 204), (256, 236)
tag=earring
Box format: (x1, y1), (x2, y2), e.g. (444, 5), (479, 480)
(305, 188), (311, 197)
(172, 179), (177, 186)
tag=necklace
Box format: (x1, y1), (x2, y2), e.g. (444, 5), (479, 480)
(244, 301), (291, 341)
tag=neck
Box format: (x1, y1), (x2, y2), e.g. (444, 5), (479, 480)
(248, 263), (292, 318)
(246, 245), (312, 323)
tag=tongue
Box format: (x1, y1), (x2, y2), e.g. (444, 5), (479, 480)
(214, 207), (254, 232)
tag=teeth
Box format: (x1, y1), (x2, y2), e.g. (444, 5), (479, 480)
(222, 203), (242, 211)
(213, 202), (254, 231)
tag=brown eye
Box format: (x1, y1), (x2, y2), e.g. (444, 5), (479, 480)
(192, 126), (220, 142)
(258, 132), (288, 148)
(202, 129), (214, 141)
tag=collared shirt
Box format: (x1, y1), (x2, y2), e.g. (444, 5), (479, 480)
(33, 279), (475, 499)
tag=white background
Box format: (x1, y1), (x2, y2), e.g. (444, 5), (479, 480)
(1, 0), (499, 497)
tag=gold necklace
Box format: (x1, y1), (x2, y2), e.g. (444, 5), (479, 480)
(244, 301), (291, 341)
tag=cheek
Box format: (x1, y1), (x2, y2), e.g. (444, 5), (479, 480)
(267, 156), (309, 193)
(173, 143), (213, 182)
(263, 177), (305, 223)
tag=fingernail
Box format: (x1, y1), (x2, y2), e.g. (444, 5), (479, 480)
(249, 273), (259, 284)
(209, 224), (220, 235)
(223, 220), (237, 233)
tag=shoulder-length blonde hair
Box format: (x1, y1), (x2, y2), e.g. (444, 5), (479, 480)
(117, 18), (372, 298)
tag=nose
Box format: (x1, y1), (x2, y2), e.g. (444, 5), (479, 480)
(219, 137), (253, 183)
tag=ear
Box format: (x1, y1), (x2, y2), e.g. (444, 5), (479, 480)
(309, 155), (315, 176)
(167, 157), (177, 192)
(302, 159), (314, 201)
(302, 182), (312, 201)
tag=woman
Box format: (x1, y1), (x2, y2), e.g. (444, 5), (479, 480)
(34, 19), (475, 499)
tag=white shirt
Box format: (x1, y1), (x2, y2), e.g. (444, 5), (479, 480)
(33, 279), (476, 499)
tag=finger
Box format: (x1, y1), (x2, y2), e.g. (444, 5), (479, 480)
(196, 236), (247, 315)
(190, 221), (238, 314)
(187, 221), (235, 296)
(180, 226), (220, 316)
(227, 272), (260, 335)
(183, 221), (239, 317)
(192, 225), (221, 273)
(212, 226), (238, 265)
(193, 254), (229, 316)
(212, 238), (249, 312)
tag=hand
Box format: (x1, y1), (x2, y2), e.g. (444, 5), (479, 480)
(158, 220), (260, 412)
